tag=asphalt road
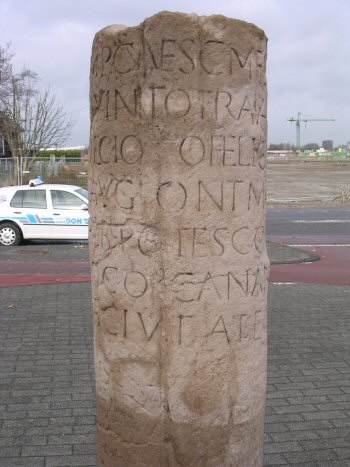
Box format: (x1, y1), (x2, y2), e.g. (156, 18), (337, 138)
(0, 203), (349, 286)
(267, 204), (350, 237)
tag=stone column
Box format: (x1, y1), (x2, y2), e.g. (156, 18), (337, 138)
(89, 12), (268, 466)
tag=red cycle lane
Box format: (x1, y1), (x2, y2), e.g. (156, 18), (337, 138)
(0, 261), (91, 287)
(269, 245), (350, 286)
(1, 243), (349, 287)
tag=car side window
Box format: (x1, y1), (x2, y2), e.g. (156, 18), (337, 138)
(10, 190), (47, 208)
(10, 191), (23, 207)
(51, 190), (84, 210)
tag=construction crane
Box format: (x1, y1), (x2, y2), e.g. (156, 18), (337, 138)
(287, 112), (335, 150)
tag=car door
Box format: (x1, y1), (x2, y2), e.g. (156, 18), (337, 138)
(9, 188), (53, 239)
(49, 189), (89, 239)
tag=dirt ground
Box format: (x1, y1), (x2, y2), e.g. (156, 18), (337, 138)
(267, 160), (350, 204)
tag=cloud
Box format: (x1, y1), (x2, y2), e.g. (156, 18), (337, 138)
(1, 0), (349, 146)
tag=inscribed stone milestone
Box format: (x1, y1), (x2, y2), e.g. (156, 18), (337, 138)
(89, 11), (269, 466)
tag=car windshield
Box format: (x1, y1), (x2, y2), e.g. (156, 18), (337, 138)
(75, 188), (88, 201)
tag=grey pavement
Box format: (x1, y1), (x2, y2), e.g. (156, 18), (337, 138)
(0, 242), (89, 263)
(1, 252), (350, 466)
(0, 283), (96, 467)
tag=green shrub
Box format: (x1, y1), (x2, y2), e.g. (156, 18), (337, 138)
(38, 149), (82, 160)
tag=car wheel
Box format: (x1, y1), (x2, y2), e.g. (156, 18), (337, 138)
(0, 223), (22, 246)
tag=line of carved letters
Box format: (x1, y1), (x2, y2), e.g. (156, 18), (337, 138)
(91, 133), (266, 168)
(92, 38), (266, 79)
(92, 37), (267, 347)
(90, 177), (265, 213)
(91, 86), (266, 124)
(101, 306), (263, 344)
(98, 225), (264, 257)
(98, 266), (267, 301)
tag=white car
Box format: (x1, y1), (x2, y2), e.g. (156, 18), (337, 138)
(0, 181), (89, 246)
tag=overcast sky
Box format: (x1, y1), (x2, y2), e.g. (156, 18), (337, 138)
(0, 0), (348, 147)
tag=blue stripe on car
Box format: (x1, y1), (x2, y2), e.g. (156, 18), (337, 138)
(27, 214), (37, 223)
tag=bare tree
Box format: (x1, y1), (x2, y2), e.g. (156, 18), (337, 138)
(0, 45), (14, 106)
(0, 45), (73, 166)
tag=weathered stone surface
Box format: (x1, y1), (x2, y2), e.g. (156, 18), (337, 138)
(89, 11), (268, 466)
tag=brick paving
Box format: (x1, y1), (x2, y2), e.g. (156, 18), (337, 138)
(0, 282), (350, 466)
(265, 284), (350, 466)
(0, 283), (96, 467)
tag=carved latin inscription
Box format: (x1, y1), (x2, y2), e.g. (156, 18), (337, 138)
(91, 86), (267, 124)
(92, 37), (266, 79)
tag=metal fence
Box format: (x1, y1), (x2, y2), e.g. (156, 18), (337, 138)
(0, 157), (19, 186)
(0, 156), (88, 188)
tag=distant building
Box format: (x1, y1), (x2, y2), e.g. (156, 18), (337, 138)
(0, 113), (15, 157)
(0, 135), (12, 157)
(322, 140), (333, 150)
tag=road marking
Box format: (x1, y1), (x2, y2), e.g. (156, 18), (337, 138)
(268, 196), (334, 202)
(270, 282), (297, 285)
(288, 244), (350, 247)
(290, 220), (350, 223)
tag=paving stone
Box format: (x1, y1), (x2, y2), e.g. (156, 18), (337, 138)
(1, 279), (350, 466)
(73, 443), (98, 455)
(6, 402), (50, 412)
(45, 454), (97, 466)
(313, 362), (349, 369)
(286, 395), (329, 405)
(267, 390), (304, 399)
(264, 441), (303, 453)
(48, 433), (96, 445)
(301, 438), (350, 450)
(0, 428), (25, 437)
(289, 375), (329, 383)
(0, 436), (46, 447)
(287, 419), (335, 432)
(27, 409), (72, 418)
(73, 425), (96, 434)
(272, 404), (318, 414)
(270, 431), (319, 442)
(332, 418), (350, 428)
(0, 458), (45, 466)
(0, 411), (27, 420)
(301, 387), (345, 396)
(283, 449), (339, 463)
(289, 462), (350, 467)
(317, 428), (350, 439)
(275, 382), (316, 391)
(263, 453), (289, 465)
(265, 423), (290, 433)
(74, 416), (96, 425)
(266, 398), (290, 407)
(0, 446), (21, 457)
(327, 394), (350, 402)
(334, 447), (350, 459)
(265, 413), (303, 423)
(22, 444), (73, 457)
(25, 425), (73, 436)
(72, 407), (96, 416)
(25, 419), (50, 427)
(316, 402), (350, 411)
(301, 410), (348, 421)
